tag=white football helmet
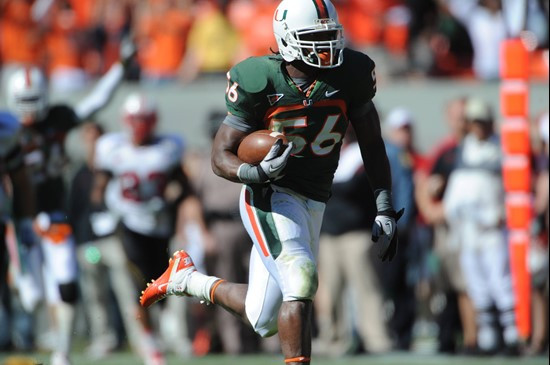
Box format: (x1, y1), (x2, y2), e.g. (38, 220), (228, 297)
(273, 0), (345, 68)
(5, 66), (49, 125)
(122, 92), (158, 145)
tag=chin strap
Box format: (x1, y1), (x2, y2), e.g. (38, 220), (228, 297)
(284, 356), (310, 363)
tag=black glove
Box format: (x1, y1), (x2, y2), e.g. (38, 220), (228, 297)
(372, 208), (404, 262)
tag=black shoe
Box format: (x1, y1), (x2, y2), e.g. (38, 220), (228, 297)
(500, 343), (521, 357)
(459, 345), (479, 356)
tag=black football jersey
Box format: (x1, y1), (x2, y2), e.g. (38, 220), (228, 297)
(20, 105), (79, 212)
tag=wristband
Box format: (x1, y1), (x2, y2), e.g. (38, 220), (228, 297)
(374, 189), (394, 214)
(237, 163), (268, 184)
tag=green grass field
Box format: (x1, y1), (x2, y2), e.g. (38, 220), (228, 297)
(1, 352), (548, 365)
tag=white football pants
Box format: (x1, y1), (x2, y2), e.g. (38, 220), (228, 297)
(459, 227), (515, 312)
(239, 185), (325, 337)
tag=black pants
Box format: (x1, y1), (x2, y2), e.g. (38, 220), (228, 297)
(374, 230), (416, 350)
(0, 223), (7, 304)
(120, 225), (170, 293)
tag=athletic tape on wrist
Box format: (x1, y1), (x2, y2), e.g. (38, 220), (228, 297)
(237, 163), (268, 184)
(374, 189), (394, 214)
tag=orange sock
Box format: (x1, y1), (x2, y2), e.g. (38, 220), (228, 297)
(209, 279), (225, 304)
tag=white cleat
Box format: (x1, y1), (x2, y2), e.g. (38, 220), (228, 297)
(140, 250), (196, 308)
(51, 351), (72, 365)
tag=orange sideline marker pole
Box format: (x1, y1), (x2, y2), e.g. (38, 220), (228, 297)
(500, 38), (531, 339)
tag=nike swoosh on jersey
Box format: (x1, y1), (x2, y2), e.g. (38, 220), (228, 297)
(325, 89), (340, 97)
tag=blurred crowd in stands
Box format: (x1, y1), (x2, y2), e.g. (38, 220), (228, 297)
(1, 0), (549, 90)
(0, 0), (548, 363)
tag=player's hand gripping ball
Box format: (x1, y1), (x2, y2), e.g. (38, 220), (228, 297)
(237, 130), (289, 165)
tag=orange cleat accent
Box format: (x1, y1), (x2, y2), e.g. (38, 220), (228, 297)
(140, 250), (196, 308)
(284, 356), (310, 363)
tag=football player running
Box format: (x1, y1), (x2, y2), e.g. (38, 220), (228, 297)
(141, 1), (403, 364)
(4, 48), (134, 365)
(92, 93), (204, 365)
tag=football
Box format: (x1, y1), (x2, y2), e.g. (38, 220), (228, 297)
(237, 130), (289, 165)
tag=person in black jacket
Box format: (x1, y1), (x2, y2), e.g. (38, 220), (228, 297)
(314, 128), (391, 355)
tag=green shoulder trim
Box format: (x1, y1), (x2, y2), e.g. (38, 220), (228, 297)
(227, 55), (285, 122)
(230, 55), (282, 94)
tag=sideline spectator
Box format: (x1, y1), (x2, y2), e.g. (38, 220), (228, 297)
(180, 0), (240, 82)
(379, 108), (419, 350)
(0, 0), (45, 82)
(336, 0), (399, 50)
(68, 122), (117, 356)
(406, 0), (473, 77)
(448, 0), (506, 80)
(184, 111), (259, 354)
(135, 0), (193, 85)
(0, 111), (36, 352)
(226, 0), (278, 62)
(3, 44), (133, 365)
(314, 128), (392, 356)
(444, 98), (519, 355)
(414, 97), (477, 354)
(68, 122), (149, 360)
(93, 0), (134, 73)
(528, 110), (549, 355)
(44, 0), (89, 93)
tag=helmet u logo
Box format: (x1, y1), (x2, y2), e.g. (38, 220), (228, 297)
(274, 9), (287, 21)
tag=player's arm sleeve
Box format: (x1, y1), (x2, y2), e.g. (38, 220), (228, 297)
(350, 91), (394, 218)
(224, 67), (260, 128)
(222, 113), (255, 133)
(348, 55), (377, 122)
(347, 54), (392, 201)
(74, 62), (124, 122)
(349, 101), (374, 122)
(352, 104), (392, 192)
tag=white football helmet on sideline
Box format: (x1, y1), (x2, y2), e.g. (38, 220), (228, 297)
(273, 0), (345, 68)
(122, 92), (158, 145)
(5, 66), (49, 125)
